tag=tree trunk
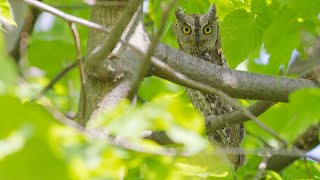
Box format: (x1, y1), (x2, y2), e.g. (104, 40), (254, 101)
(77, 0), (150, 125)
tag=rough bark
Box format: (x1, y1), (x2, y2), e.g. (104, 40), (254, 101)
(77, 0), (150, 125)
(153, 43), (319, 102)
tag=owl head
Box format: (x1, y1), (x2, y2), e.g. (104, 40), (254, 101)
(174, 5), (219, 54)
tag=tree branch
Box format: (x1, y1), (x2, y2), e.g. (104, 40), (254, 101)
(143, 130), (176, 145)
(206, 101), (276, 131)
(153, 43), (319, 102)
(23, 0), (110, 33)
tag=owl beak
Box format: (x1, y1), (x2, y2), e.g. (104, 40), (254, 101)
(195, 36), (200, 48)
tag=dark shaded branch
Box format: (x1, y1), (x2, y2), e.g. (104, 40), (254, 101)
(266, 123), (320, 171)
(143, 130), (176, 145)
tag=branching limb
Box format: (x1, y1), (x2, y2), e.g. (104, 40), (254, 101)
(84, 0), (143, 74)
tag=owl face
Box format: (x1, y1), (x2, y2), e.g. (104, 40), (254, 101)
(175, 5), (218, 54)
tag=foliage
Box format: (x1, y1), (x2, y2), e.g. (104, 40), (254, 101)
(0, 0), (16, 28)
(0, 0), (319, 179)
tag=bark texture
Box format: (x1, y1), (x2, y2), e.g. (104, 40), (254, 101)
(77, 0), (150, 125)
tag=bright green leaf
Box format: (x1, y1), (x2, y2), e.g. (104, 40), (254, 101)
(263, 8), (300, 74)
(0, 95), (71, 180)
(221, 9), (261, 68)
(0, 0), (16, 27)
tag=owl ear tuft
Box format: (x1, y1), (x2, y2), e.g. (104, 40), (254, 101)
(175, 6), (186, 22)
(208, 4), (217, 18)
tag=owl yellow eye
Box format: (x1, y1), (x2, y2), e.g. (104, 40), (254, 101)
(203, 26), (212, 34)
(182, 26), (191, 34)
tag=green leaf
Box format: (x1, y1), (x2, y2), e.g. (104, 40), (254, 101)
(282, 160), (320, 179)
(0, 95), (71, 180)
(0, 0), (16, 27)
(167, 125), (207, 154)
(0, 57), (18, 85)
(255, 88), (320, 143)
(221, 9), (261, 68)
(263, 170), (283, 180)
(28, 39), (76, 77)
(175, 152), (232, 179)
(287, 0), (320, 22)
(262, 8), (300, 74)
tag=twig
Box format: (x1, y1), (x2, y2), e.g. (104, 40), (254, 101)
(254, 156), (270, 180)
(246, 131), (273, 148)
(303, 157), (312, 178)
(23, 0), (110, 33)
(69, 23), (86, 85)
(251, 119), (288, 146)
(32, 61), (78, 101)
(132, 0), (178, 97)
(144, 0), (177, 60)
(69, 22), (86, 118)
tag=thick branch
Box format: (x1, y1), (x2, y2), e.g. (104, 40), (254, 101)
(153, 43), (319, 102)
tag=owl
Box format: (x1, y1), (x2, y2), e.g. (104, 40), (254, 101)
(174, 5), (245, 170)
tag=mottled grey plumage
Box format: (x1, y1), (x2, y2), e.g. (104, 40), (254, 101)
(174, 5), (245, 170)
